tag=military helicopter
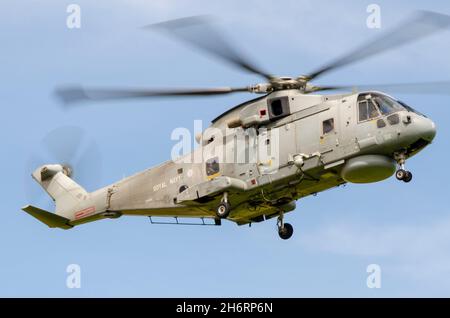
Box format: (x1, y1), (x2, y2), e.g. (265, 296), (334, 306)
(22, 11), (450, 239)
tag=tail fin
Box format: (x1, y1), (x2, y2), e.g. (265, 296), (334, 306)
(30, 164), (89, 220)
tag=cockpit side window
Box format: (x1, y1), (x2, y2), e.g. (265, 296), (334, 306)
(358, 100), (369, 121)
(358, 99), (380, 122)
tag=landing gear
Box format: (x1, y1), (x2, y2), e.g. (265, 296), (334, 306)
(278, 223), (294, 240)
(403, 171), (413, 183)
(216, 192), (231, 218)
(395, 169), (413, 183)
(277, 212), (294, 240)
(394, 152), (413, 183)
(216, 202), (231, 218)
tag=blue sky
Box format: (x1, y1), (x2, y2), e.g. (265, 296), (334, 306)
(2, 0), (450, 297)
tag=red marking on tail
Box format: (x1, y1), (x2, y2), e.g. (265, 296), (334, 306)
(74, 206), (95, 219)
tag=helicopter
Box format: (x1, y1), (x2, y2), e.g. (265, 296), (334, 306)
(22, 11), (450, 240)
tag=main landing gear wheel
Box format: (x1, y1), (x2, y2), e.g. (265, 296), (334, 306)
(277, 212), (294, 240)
(216, 192), (231, 219)
(216, 202), (231, 218)
(278, 223), (294, 240)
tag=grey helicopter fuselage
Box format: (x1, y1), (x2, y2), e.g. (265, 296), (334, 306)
(26, 89), (436, 229)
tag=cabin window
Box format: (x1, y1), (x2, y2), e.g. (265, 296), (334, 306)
(322, 118), (334, 134)
(205, 157), (220, 177)
(179, 185), (188, 193)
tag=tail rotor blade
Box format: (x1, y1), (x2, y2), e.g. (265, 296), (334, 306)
(42, 126), (84, 164)
(24, 153), (47, 204)
(72, 140), (103, 192)
(24, 126), (103, 204)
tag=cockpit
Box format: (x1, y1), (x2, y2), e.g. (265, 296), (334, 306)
(357, 92), (424, 123)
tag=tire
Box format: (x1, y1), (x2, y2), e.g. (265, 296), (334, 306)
(396, 169), (406, 181)
(403, 171), (413, 183)
(278, 223), (294, 240)
(216, 202), (231, 219)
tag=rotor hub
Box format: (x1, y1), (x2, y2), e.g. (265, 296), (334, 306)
(270, 77), (305, 91)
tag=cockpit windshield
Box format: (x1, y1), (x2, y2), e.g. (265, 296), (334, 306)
(397, 100), (426, 117)
(370, 94), (404, 115)
(357, 93), (405, 122)
(357, 92), (426, 122)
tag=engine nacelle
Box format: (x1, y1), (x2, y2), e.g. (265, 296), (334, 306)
(341, 155), (396, 184)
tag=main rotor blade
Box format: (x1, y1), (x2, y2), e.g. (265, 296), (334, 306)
(306, 11), (450, 81)
(145, 16), (273, 80)
(306, 81), (450, 95)
(55, 86), (251, 104)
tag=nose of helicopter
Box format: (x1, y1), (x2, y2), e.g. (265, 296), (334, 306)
(399, 113), (436, 156)
(416, 115), (437, 142)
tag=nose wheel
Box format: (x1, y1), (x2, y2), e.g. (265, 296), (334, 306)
(394, 152), (413, 183)
(395, 169), (413, 183)
(277, 212), (294, 240)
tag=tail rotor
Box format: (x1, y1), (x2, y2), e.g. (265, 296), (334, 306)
(24, 126), (103, 207)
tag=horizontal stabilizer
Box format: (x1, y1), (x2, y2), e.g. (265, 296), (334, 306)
(21, 205), (73, 229)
